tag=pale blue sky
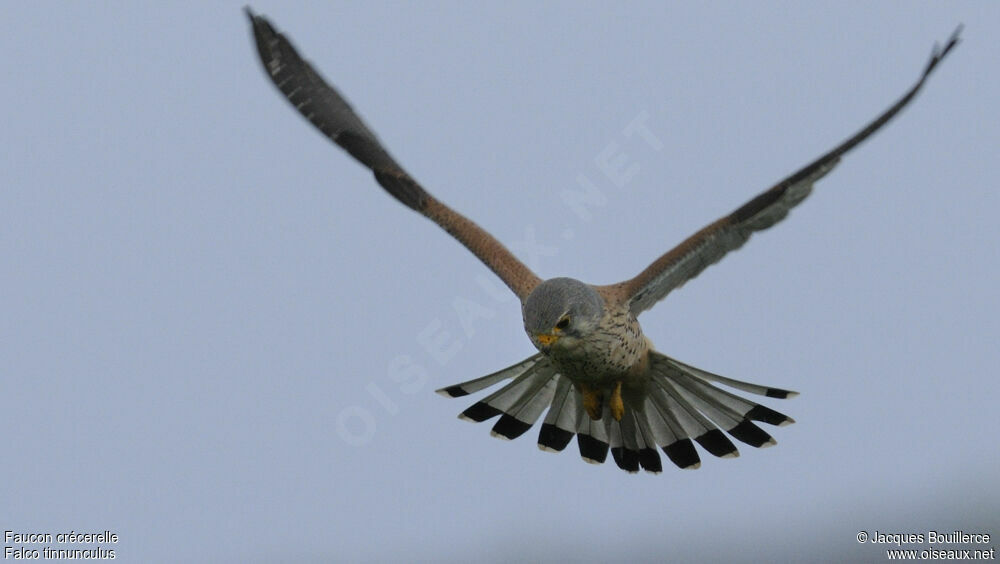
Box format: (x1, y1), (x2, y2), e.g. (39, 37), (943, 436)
(2, 2), (998, 562)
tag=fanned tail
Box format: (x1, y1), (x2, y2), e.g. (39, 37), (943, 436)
(664, 356), (799, 399)
(436, 351), (795, 474)
(436, 354), (559, 440)
(613, 405), (663, 474)
(436, 354), (546, 398)
(643, 352), (795, 465)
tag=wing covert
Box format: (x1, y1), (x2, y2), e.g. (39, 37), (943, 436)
(246, 9), (541, 299)
(610, 26), (961, 315)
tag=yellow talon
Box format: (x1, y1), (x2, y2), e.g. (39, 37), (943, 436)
(610, 381), (625, 421)
(580, 384), (603, 420)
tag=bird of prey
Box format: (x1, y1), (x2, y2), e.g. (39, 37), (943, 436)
(246, 8), (960, 474)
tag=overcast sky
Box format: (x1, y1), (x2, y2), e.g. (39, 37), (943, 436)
(3, 2), (998, 562)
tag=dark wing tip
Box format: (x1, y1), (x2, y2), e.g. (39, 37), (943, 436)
(941, 24), (964, 58)
(947, 24), (964, 48)
(924, 24), (963, 77)
(244, 6), (274, 43)
(244, 6), (285, 79)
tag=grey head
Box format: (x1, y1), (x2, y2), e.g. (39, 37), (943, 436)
(522, 277), (605, 352)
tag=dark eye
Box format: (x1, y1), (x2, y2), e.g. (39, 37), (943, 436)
(555, 316), (570, 330)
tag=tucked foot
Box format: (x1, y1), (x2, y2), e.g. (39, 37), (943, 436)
(580, 383), (603, 420)
(610, 381), (625, 421)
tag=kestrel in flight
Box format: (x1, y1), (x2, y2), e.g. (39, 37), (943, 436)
(247, 9), (960, 473)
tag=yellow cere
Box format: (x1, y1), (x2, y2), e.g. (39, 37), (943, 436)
(536, 334), (559, 346)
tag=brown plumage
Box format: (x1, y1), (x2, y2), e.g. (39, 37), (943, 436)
(246, 8), (960, 473)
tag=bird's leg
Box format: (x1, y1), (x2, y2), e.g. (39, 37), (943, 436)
(609, 381), (625, 421)
(580, 383), (603, 420)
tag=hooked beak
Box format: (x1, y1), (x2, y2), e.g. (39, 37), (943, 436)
(535, 333), (559, 348)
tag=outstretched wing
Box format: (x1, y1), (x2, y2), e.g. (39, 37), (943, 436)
(246, 9), (541, 300)
(609, 26), (961, 315)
